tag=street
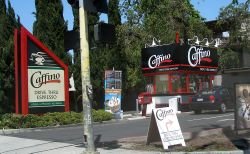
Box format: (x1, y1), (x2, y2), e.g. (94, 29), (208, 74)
(1, 111), (234, 145)
(0, 111), (238, 154)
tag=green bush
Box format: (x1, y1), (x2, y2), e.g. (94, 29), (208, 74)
(0, 110), (112, 129)
(92, 109), (113, 122)
(0, 114), (23, 129)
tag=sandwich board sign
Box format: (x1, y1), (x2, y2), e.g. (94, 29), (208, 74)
(14, 26), (69, 115)
(146, 107), (185, 149)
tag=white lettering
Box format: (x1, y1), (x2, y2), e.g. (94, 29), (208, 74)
(148, 54), (171, 69)
(188, 46), (211, 67)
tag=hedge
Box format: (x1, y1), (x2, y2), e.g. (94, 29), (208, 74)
(0, 110), (112, 129)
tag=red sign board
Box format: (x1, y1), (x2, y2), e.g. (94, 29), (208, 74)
(14, 26), (69, 115)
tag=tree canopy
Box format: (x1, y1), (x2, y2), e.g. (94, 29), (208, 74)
(0, 0), (20, 113)
(217, 0), (250, 70)
(33, 0), (70, 64)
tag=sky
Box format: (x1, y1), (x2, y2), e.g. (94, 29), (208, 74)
(7, 0), (247, 33)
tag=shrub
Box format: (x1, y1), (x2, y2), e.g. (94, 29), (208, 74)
(0, 114), (23, 129)
(0, 110), (112, 129)
(92, 109), (112, 122)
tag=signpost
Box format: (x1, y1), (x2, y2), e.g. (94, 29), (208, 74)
(146, 107), (185, 149)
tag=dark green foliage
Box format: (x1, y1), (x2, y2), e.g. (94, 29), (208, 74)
(0, 110), (112, 129)
(33, 0), (70, 64)
(217, 1), (250, 69)
(92, 109), (113, 122)
(0, 0), (19, 113)
(108, 0), (121, 25)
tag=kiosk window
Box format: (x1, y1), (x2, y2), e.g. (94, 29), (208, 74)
(190, 75), (210, 92)
(155, 75), (169, 94)
(171, 74), (187, 93)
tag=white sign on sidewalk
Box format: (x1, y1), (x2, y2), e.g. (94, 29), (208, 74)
(146, 107), (185, 149)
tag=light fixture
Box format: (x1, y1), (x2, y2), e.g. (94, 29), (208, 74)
(214, 38), (219, 48)
(193, 36), (200, 45)
(201, 38), (209, 47)
(208, 38), (220, 48)
(151, 37), (161, 47)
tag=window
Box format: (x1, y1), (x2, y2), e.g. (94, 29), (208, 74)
(171, 74), (187, 93)
(190, 75), (210, 92)
(155, 75), (169, 94)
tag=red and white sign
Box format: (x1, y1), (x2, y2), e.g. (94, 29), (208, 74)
(14, 26), (69, 115)
(146, 107), (185, 149)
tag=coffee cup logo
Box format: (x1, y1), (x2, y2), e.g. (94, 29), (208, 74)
(30, 52), (46, 65)
(35, 57), (45, 65)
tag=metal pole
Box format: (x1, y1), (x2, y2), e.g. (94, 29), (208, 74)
(136, 99), (139, 114)
(79, 1), (98, 153)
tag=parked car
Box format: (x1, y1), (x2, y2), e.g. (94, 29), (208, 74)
(189, 86), (233, 114)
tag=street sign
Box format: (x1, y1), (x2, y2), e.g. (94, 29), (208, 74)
(146, 107), (185, 149)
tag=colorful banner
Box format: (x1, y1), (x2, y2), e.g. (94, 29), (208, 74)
(104, 70), (122, 113)
(104, 89), (121, 113)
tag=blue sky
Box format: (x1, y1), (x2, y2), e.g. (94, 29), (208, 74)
(8, 0), (247, 33)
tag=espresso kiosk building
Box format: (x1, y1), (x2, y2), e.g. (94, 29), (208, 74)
(139, 43), (219, 114)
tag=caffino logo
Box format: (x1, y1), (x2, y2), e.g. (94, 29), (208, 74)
(31, 71), (61, 88)
(188, 46), (211, 67)
(156, 109), (174, 121)
(148, 54), (172, 69)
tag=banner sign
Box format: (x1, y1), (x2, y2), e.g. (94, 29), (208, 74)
(14, 26), (69, 115)
(104, 70), (122, 113)
(146, 107), (185, 149)
(235, 83), (250, 130)
(141, 44), (218, 75)
(105, 89), (121, 113)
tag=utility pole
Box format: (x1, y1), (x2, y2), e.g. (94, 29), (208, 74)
(79, 0), (97, 153)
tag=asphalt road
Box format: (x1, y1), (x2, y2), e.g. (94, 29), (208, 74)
(3, 111), (235, 145)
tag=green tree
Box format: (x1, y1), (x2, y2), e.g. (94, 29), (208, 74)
(108, 0), (121, 25)
(119, 0), (212, 90)
(139, 0), (211, 42)
(217, 1), (250, 69)
(33, 0), (70, 64)
(0, 0), (19, 113)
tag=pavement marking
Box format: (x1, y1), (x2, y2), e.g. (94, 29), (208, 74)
(217, 119), (234, 122)
(187, 113), (233, 122)
(127, 117), (147, 120)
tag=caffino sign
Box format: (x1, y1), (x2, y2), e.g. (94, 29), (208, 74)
(188, 46), (211, 67)
(28, 69), (65, 105)
(141, 44), (218, 74)
(14, 26), (69, 115)
(30, 71), (61, 88)
(148, 54), (171, 69)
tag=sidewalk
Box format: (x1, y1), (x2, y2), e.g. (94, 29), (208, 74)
(0, 134), (246, 154)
